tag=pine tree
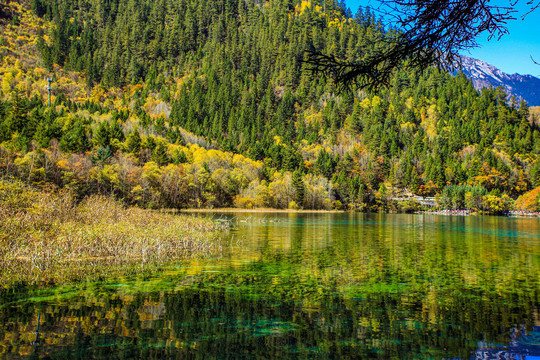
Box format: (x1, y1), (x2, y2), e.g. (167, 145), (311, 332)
(126, 129), (141, 154)
(109, 119), (125, 142)
(152, 142), (169, 166)
(5, 90), (28, 136)
(91, 146), (112, 164)
(173, 149), (188, 164)
(292, 169), (305, 208)
(60, 120), (91, 153)
(94, 121), (111, 148)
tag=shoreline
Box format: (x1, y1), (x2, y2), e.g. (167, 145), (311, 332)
(179, 208), (540, 218)
(179, 208), (344, 214)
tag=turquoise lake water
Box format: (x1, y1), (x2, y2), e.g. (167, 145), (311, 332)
(0, 212), (539, 359)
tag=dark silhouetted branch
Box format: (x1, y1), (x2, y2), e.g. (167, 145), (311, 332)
(306, 0), (538, 90)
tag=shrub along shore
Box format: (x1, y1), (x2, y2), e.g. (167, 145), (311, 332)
(0, 178), (227, 286)
(1, 175), (536, 286)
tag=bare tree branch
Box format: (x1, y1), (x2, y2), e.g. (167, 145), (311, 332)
(523, 0), (540, 17)
(305, 0), (539, 90)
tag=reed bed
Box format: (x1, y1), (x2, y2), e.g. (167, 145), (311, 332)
(0, 179), (226, 285)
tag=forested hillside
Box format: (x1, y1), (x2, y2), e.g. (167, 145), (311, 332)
(1, 0), (540, 212)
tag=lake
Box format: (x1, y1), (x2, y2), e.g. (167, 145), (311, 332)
(0, 212), (539, 359)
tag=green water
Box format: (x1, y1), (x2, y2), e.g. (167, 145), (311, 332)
(1, 213), (539, 359)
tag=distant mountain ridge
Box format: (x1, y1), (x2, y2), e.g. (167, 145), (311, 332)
(457, 56), (540, 106)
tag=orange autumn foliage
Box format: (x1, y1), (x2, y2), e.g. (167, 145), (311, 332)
(514, 187), (540, 211)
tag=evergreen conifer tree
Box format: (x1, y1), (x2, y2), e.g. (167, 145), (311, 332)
(292, 169), (305, 208)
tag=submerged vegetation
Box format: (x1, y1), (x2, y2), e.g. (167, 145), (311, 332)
(0, 212), (538, 358)
(0, 178), (225, 285)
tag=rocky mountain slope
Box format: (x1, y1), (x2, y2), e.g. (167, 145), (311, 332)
(458, 56), (540, 106)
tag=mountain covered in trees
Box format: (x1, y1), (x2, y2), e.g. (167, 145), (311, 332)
(1, 0), (540, 212)
(459, 56), (540, 106)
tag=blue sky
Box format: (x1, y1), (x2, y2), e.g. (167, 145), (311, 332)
(344, 0), (540, 76)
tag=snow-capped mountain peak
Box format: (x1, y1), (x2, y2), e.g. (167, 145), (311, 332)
(456, 56), (540, 106)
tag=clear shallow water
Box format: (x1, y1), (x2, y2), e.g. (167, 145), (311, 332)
(1, 212), (539, 359)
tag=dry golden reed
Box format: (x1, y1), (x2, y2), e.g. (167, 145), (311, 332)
(0, 178), (226, 285)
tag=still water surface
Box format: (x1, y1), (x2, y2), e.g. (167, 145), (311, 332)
(0, 213), (539, 359)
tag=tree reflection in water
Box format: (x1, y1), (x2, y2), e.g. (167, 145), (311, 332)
(0, 213), (538, 359)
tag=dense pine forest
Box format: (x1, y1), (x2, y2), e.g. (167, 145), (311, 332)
(1, 0), (540, 212)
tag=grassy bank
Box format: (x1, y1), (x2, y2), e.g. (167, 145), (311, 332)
(0, 179), (226, 286)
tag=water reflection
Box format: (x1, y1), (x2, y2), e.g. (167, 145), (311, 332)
(0, 213), (538, 359)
